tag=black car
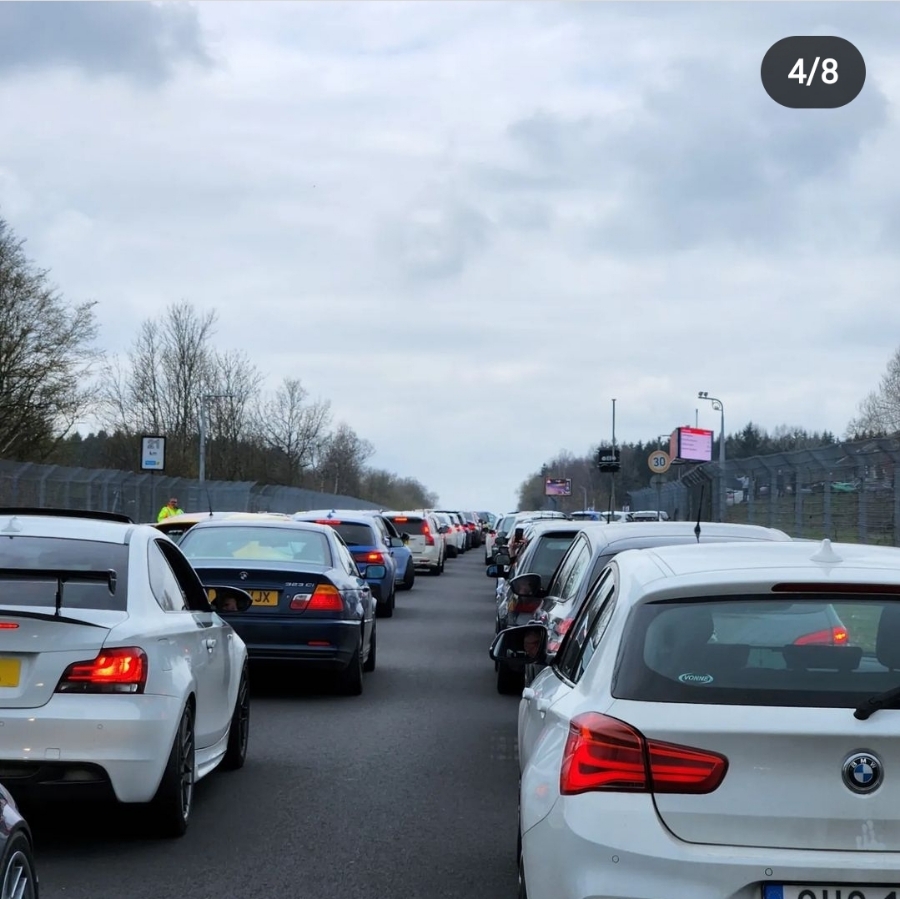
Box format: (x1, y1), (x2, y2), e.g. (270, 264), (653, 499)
(490, 522), (584, 695)
(0, 782), (38, 898)
(178, 519), (378, 695)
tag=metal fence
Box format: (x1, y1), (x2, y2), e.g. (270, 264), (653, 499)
(0, 459), (382, 523)
(627, 436), (900, 545)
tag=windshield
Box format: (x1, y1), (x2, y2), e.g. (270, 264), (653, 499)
(180, 526), (332, 565)
(614, 595), (900, 708)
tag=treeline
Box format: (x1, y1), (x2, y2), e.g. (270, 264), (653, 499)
(516, 423), (839, 512)
(0, 215), (438, 510)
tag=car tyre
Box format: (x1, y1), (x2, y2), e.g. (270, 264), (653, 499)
(363, 621), (376, 672)
(377, 589), (395, 618)
(497, 661), (525, 695)
(222, 664), (250, 771)
(447, 545), (458, 559)
(151, 702), (195, 838)
(0, 830), (37, 899)
(338, 637), (364, 695)
(400, 560), (415, 591)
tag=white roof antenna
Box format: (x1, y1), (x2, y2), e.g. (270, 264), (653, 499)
(810, 538), (842, 564)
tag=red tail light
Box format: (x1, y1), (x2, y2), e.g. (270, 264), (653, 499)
(794, 625), (849, 645)
(290, 584), (344, 611)
(548, 617), (574, 653)
(560, 713), (728, 796)
(56, 647), (148, 694)
(0, 622), (19, 629)
(422, 524), (434, 546)
(353, 551), (384, 564)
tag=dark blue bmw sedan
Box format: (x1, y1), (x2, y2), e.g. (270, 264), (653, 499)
(177, 518), (378, 696)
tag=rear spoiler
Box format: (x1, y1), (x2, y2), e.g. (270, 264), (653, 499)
(0, 568), (118, 618)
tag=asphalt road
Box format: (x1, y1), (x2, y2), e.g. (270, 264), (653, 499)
(28, 549), (520, 899)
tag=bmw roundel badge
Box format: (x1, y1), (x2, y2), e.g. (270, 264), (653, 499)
(239, 571), (248, 580)
(842, 752), (883, 794)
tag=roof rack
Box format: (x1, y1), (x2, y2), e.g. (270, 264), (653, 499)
(0, 508), (134, 525)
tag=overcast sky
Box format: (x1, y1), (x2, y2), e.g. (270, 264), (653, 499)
(1, 1), (898, 512)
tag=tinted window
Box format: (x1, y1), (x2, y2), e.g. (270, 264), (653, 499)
(388, 517), (425, 535)
(556, 569), (616, 682)
(613, 595), (900, 708)
(529, 534), (579, 581)
(148, 541), (188, 611)
(554, 539), (592, 601)
(0, 537), (129, 611)
(313, 522), (376, 547)
(179, 526), (332, 564)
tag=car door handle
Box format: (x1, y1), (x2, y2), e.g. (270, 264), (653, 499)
(522, 687), (536, 701)
(205, 638), (217, 652)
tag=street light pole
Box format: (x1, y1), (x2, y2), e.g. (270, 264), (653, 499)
(199, 393), (233, 488)
(698, 391), (726, 522)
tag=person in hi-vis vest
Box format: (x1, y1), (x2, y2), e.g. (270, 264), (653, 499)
(157, 497), (184, 522)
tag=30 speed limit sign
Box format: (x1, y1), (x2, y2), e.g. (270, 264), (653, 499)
(648, 450), (671, 474)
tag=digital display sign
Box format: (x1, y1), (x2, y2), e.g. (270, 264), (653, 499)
(674, 426), (714, 462)
(545, 478), (572, 496)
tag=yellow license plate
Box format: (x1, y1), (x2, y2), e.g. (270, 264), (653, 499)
(0, 658), (21, 688)
(248, 590), (279, 606)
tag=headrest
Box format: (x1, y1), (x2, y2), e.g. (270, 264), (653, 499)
(876, 604), (900, 670)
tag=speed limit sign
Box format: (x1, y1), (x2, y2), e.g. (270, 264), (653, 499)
(648, 450), (671, 474)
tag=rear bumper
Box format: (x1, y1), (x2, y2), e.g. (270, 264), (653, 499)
(411, 548), (441, 568)
(0, 693), (183, 804)
(525, 794), (900, 899)
(234, 618), (361, 668)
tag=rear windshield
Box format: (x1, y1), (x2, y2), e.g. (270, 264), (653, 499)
(307, 521), (375, 547)
(388, 517), (425, 535)
(179, 526), (332, 565)
(613, 595), (900, 708)
(0, 537), (129, 611)
(529, 534), (580, 580)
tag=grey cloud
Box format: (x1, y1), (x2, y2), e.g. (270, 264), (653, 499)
(381, 200), (493, 282)
(0, 2), (210, 84)
(495, 50), (889, 256)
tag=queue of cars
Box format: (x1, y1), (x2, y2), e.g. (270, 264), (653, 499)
(487, 512), (900, 899)
(0, 501), (494, 890)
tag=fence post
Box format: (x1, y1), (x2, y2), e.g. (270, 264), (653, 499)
(794, 468), (804, 537)
(823, 478), (833, 539)
(858, 463), (868, 544)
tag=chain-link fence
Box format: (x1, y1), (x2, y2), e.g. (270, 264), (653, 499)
(0, 459), (382, 523)
(627, 437), (900, 545)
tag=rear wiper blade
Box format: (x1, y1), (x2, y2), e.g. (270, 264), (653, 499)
(854, 685), (900, 720)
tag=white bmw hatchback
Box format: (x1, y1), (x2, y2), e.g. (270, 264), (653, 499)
(492, 538), (900, 899)
(0, 510), (251, 837)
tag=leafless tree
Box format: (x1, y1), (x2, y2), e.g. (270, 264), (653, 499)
(257, 377), (332, 486)
(0, 217), (101, 460)
(316, 422), (375, 497)
(847, 347), (900, 437)
(205, 349), (265, 479)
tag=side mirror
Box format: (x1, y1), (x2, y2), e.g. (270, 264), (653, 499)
(495, 535), (509, 547)
(486, 564), (499, 578)
(495, 550), (511, 566)
(489, 624), (548, 667)
(509, 573), (544, 598)
(389, 536), (404, 548)
(206, 585), (254, 613)
(364, 564), (387, 579)
(439, 526), (449, 534)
